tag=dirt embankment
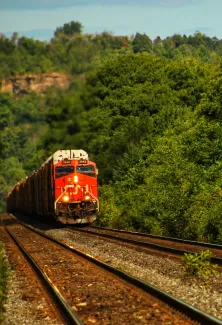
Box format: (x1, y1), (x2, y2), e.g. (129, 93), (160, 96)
(0, 73), (71, 94)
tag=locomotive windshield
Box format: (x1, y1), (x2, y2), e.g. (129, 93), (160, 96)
(76, 165), (96, 177)
(55, 166), (74, 178)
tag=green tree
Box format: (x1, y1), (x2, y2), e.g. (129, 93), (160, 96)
(132, 33), (153, 53)
(54, 21), (83, 37)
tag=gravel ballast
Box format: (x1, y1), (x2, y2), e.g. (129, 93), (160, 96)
(45, 228), (222, 321)
(2, 224), (222, 324)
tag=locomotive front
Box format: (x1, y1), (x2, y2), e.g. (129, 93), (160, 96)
(53, 150), (99, 224)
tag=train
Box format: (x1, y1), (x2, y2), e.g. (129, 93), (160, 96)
(6, 149), (99, 225)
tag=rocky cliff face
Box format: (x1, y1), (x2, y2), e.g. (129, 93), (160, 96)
(0, 73), (71, 94)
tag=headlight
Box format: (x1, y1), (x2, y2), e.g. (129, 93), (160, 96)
(84, 194), (91, 201)
(63, 195), (69, 202)
(73, 175), (78, 183)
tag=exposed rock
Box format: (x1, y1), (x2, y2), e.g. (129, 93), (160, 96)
(0, 73), (71, 94)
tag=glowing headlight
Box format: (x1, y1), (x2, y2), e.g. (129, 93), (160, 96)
(84, 195), (91, 201)
(63, 195), (69, 202)
(73, 175), (78, 183)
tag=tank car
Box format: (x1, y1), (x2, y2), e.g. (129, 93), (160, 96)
(6, 149), (99, 224)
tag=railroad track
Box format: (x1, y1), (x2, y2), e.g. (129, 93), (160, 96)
(67, 225), (222, 265)
(0, 214), (82, 325)
(90, 225), (222, 249)
(1, 214), (222, 324)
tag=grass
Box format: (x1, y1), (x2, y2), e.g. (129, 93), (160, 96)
(0, 242), (10, 323)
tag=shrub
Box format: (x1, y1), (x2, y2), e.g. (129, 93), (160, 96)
(181, 250), (218, 278)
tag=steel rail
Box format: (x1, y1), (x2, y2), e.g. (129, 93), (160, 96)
(68, 227), (222, 265)
(90, 225), (222, 249)
(18, 221), (222, 325)
(3, 225), (84, 325)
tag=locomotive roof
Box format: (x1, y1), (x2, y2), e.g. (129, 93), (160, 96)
(44, 149), (89, 164)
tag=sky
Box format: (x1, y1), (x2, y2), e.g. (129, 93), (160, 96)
(0, 0), (222, 41)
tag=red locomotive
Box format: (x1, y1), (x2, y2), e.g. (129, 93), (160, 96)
(6, 149), (99, 224)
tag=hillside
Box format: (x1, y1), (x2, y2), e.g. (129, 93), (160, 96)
(1, 22), (222, 243)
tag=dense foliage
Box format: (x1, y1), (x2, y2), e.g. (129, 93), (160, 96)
(1, 22), (222, 243)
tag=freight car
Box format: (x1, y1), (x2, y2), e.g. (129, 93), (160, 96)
(6, 149), (99, 224)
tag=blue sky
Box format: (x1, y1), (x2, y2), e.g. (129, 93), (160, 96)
(0, 0), (221, 41)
